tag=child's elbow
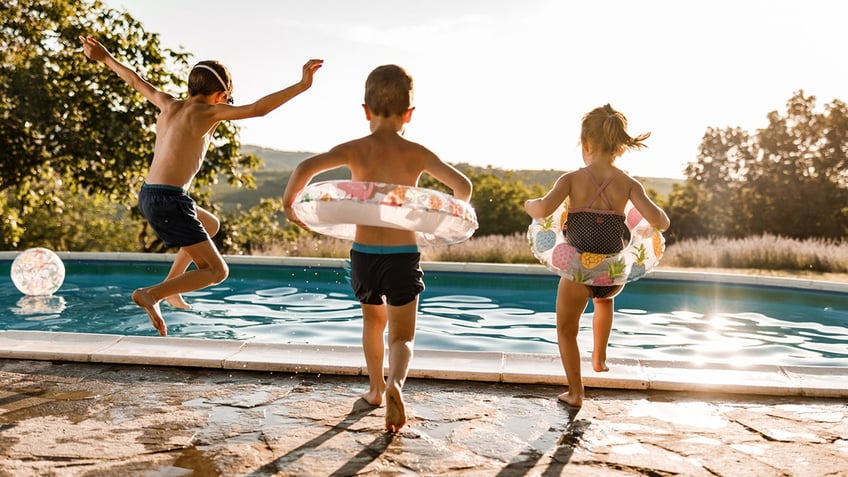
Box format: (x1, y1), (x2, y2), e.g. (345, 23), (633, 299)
(656, 214), (671, 232)
(524, 199), (542, 218)
(454, 179), (472, 202)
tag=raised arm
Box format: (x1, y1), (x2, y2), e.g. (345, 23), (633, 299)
(282, 145), (350, 228)
(525, 173), (570, 218)
(79, 36), (173, 110)
(628, 180), (670, 231)
(424, 157), (472, 202)
(211, 59), (323, 122)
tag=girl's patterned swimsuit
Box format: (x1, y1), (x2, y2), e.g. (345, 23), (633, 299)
(563, 168), (631, 298)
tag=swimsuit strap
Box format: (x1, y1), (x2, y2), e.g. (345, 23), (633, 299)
(580, 168), (617, 210)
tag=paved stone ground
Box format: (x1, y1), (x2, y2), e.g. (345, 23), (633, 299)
(0, 359), (846, 477)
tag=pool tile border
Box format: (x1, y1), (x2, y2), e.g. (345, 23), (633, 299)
(0, 330), (845, 399)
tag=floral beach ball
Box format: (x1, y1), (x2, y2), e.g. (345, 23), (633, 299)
(10, 248), (65, 296)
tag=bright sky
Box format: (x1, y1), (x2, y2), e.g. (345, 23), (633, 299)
(101, 0), (846, 179)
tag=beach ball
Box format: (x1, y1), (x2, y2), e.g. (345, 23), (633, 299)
(10, 247), (65, 296)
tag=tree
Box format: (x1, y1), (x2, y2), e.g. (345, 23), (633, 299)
(664, 182), (710, 242)
(667, 126), (753, 239)
(470, 171), (546, 236)
(673, 91), (848, 240)
(750, 92), (848, 238)
(0, 0), (259, 249)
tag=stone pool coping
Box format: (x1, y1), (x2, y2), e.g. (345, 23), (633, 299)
(0, 331), (845, 399)
(1, 251), (846, 399)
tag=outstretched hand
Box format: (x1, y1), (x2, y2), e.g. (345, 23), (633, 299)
(79, 36), (108, 62)
(300, 59), (324, 88)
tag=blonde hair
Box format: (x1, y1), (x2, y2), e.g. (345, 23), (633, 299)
(364, 65), (413, 117)
(581, 104), (649, 156)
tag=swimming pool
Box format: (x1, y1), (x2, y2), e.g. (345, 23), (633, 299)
(1, 254), (847, 367)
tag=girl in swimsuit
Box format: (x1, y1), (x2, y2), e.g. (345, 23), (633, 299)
(524, 104), (670, 407)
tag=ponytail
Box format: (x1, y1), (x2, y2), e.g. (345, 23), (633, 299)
(582, 104), (649, 156)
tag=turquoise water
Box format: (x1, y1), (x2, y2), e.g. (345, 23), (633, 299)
(1, 259), (847, 367)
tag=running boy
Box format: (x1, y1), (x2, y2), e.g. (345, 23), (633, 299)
(282, 65), (472, 432)
(524, 104), (669, 407)
(80, 35), (322, 336)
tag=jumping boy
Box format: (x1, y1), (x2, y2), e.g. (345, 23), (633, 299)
(282, 65), (472, 431)
(80, 35), (322, 336)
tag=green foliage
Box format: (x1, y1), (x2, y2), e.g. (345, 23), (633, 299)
(0, 176), (138, 251)
(219, 198), (303, 255)
(419, 169), (545, 237)
(670, 91), (848, 241)
(470, 171), (546, 236)
(3, 0), (175, 201)
(0, 0), (261, 250)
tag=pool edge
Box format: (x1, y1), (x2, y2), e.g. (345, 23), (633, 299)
(0, 330), (845, 399)
(3, 250), (846, 292)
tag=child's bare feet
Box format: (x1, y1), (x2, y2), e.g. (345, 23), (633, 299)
(361, 388), (384, 406)
(592, 350), (609, 372)
(385, 383), (407, 432)
(132, 288), (167, 336)
(557, 391), (583, 408)
(165, 294), (191, 310)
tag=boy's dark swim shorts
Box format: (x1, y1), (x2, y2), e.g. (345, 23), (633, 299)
(350, 243), (425, 306)
(138, 183), (209, 248)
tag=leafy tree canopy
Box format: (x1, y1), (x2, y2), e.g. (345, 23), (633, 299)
(668, 90), (847, 241)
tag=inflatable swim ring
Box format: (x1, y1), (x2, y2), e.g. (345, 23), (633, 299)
(528, 200), (665, 284)
(292, 180), (478, 245)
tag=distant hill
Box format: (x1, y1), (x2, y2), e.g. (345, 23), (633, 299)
(240, 145), (313, 170)
(209, 146), (345, 211)
(209, 145), (681, 211)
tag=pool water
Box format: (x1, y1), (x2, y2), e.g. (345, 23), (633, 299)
(1, 259), (847, 367)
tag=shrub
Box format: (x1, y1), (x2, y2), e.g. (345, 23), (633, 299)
(255, 232), (848, 275)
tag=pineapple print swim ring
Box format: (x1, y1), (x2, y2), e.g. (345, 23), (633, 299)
(292, 180), (479, 246)
(528, 200), (665, 284)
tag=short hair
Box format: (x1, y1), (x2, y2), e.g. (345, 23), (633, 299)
(188, 61), (232, 97)
(364, 65), (413, 117)
(581, 104), (650, 155)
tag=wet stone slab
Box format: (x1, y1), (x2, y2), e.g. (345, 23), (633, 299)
(0, 359), (846, 476)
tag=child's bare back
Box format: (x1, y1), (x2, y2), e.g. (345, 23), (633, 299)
(146, 99), (221, 189)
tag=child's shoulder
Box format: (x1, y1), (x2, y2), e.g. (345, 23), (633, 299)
(559, 168), (583, 181)
(615, 168), (642, 185)
(333, 135), (372, 151)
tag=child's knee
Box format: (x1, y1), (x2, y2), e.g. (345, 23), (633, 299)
(211, 262), (229, 284)
(207, 216), (221, 236)
(557, 326), (578, 341)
